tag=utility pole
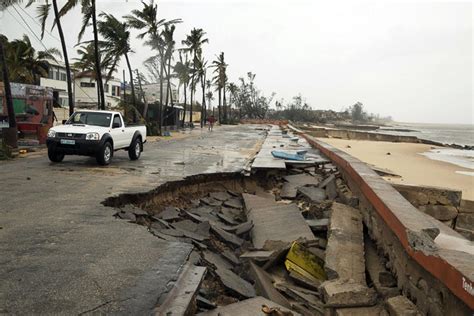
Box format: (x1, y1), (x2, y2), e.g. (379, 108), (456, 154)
(0, 41), (17, 149)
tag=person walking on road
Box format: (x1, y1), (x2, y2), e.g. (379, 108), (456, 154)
(208, 115), (216, 131)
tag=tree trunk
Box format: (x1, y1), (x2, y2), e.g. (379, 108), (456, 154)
(166, 55), (172, 106)
(0, 41), (17, 148)
(223, 82), (227, 123)
(159, 52), (164, 135)
(189, 76), (194, 125)
(52, 0), (74, 116)
(201, 76), (206, 128)
(217, 87), (221, 123)
(182, 81), (187, 128)
(125, 53), (136, 123)
(91, 0), (105, 110)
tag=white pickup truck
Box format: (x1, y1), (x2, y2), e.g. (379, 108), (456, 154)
(46, 110), (146, 165)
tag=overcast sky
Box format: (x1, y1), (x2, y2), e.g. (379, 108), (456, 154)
(1, 0), (472, 124)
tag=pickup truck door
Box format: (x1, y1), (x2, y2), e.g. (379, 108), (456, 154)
(110, 114), (127, 149)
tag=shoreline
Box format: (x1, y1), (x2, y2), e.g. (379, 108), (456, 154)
(318, 137), (474, 200)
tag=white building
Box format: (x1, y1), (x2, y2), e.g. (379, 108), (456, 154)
(142, 81), (179, 104)
(74, 71), (122, 109)
(40, 59), (69, 108)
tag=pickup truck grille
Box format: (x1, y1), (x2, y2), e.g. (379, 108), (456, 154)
(57, 133), (86, 139)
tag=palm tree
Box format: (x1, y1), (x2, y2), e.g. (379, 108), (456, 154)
(174, 51), (190, 127)
(3, 35), (60, 85)
(21, 0), (75, 115)
(182, 28), (208, 125)
(97, 13), (136, 115)
(194, 54), (207, 128)
(59, 0), (105, 109)
(0, 36), (17, 140)
(162, 24), (176, 107)
(227, 82), (237, 119)
(212, 52), (227, 123)
(124, 0), (181, 133)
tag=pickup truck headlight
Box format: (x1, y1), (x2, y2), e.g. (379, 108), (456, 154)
(47, 130), (56, 138)
(85, 132), (100, 141)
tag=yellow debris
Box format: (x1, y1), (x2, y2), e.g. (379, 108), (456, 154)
(285, 241), (326, 281)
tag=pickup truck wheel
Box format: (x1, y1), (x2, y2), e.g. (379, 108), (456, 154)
(128, 137), (142, 160)
(48, 148), (64, 163)
(96, 142), (113, 165)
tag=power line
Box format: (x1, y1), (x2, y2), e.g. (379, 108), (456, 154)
(15, 3), (62, 44)
(9, 5), (48, 51)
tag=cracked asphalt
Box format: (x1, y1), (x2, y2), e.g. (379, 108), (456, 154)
(0, 124), (265, 314)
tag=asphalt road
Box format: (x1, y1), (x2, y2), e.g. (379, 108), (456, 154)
(0, 124), (265, 314)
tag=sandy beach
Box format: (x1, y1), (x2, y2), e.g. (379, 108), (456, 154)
(318, 138), (474, 200)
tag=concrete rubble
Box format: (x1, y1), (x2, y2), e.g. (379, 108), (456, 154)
(109, 127), (425, 315)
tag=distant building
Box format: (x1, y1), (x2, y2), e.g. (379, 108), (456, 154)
(142, 81), (179, 104)
(74, 71), (122, 109)
(40, 59), (69, 108)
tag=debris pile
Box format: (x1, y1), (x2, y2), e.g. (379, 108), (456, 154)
(113, 158), (406, 315)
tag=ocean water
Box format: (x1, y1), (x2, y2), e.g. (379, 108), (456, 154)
(379, 122), (474, 147)
(379, 122), (474, 174)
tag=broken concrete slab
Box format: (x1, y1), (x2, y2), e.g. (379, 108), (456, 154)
(224, 221), (254, 236)
(220, 206), (242, 219)
(240, 250), (275, 261)
(245, 195), (315, 249)
(202, 250), (234, 271)
(157, 206), (181, 221)
(297, 186), (327, 203)
(273, 283), (323, 314)
(249, 262), (291, 308)
(197, 296), (300, 316)
(154, 263), (207, 316)
(306, 218), (329, 231)
(215, 268), (256, 298)
(200, 197), (223, 207)
(222, 249), (240, 266)
(318, 174), (335, 189)
(115, 210), (136, 222)
(325, 178), (338, 200)
(217, 212), (238, 225)
(324, 202), (365, 283)
(243, 193), (277, 213)
(196, 295), (216, 310)
(223, 197), (243, 209)
(386, 295), (422, 316)
(283, 173), (321, 185)
(210, 224), (244, 248)
(321, 279), (377, 308)
(288, 270), (321, 291)
(209, 191), (232, 202)
(280, 182), (298, 199)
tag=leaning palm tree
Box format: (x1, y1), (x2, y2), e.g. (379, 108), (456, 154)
(59, 0), (105, 109)
(97, 13), (136, 113)
(182, 28), (208, 125)
(21, 0), (75, 115)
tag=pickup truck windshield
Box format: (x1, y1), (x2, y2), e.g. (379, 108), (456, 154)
(67, 112), (112, 127)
